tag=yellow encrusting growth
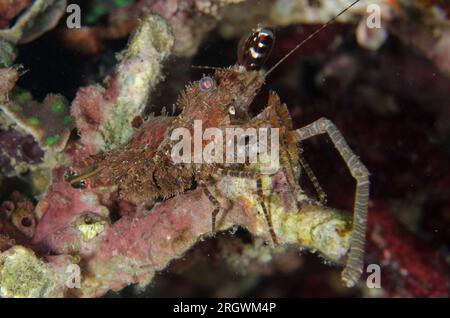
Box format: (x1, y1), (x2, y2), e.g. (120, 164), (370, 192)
(78, 222), (106, 242)
(277, 205), (352, 263)
(218, 174), (352, 264)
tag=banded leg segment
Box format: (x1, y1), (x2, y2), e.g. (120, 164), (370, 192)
(256, 177), (278, 246)
(203, 186), (221, 233)
(298, 148), (327, 205)
(296, 117), (370, 287)
(266, 92), (307, 212)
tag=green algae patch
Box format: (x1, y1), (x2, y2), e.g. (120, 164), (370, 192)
(0, 246), (62, 298)
(0, 91), (72, 151)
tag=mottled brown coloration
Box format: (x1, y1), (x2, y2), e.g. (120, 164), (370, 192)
(68, 65), (266, 206)
(67, 5), (369, 287)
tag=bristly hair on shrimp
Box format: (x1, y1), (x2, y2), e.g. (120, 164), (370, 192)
(66, 0), (368, 288)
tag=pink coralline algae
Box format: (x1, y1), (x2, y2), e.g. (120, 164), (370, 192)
(1, 191), (36, 240)
(29, 101), (351, 296)
(0, 200), (32, 253)
(0, 128), (44, 176)
(31, 168), (351, 297)
(1, 0), (450, 298)
(15, 12), (351, 293)
(71, 14), (174, 152)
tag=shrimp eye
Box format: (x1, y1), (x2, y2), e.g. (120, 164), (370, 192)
(228, 106), (236, 115)
(199, 76), (216, 92)
(238, 27), (275, 71)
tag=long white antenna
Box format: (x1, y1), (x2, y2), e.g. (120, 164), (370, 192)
(191, 65), (223, 71)
(265, 0), (362, 77)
